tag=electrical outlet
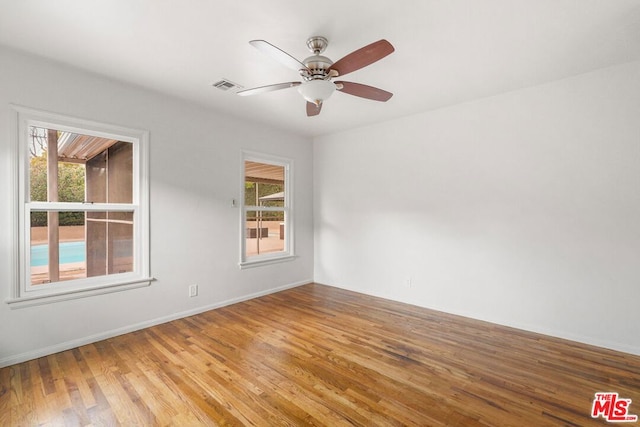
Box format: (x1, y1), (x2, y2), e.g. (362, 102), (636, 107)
(189, 284), (198, 297)
(405, 277), (412, 288)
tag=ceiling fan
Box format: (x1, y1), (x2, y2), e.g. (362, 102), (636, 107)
(237, 36), (395, 116)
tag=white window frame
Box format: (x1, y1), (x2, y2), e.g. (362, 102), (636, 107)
(7, 105), (152, 308)
(239, 151), (295, 269)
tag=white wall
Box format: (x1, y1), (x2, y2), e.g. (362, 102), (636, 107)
(0, 46), (314, 366)
(2, 43), (638, 366)
(314, 61), (640, 355)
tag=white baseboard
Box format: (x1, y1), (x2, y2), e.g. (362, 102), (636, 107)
(489, 318), (640, 357)
(0, 279), (311, 368)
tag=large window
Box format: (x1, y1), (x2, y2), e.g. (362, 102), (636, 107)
(8, 106), (150, 306)
(240, 152), (294, 268)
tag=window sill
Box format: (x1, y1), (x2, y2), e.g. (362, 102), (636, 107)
(5, 277), (154, 309)
(239, 255), (297, 270)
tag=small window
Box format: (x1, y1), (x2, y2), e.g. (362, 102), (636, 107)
(9, 106), (151, 306)
(240, 152), (294, 268)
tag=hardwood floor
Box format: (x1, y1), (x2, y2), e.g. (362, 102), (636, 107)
(1, 283), (639, 426)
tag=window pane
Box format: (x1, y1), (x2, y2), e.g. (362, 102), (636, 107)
(30, 210), (133, 285)
(29, 126), (132, 204)
(245, 210), (285, 257)
(244, 161), (285, 207)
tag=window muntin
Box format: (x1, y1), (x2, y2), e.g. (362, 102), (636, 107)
(10, 106), (150, 306)
(240, 154), (293, 267)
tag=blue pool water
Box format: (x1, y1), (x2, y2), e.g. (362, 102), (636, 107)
(31, 241), (86, 267)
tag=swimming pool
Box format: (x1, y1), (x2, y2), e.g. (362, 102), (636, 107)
(31, 241), (86, 267)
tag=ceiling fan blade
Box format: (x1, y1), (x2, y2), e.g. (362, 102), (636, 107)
(237, 82), (301, 96)
(249, 40), (309, 72)
(336, 81), (393, 102)
(306, 101), (322, 117)
(329, 39), (394, 77)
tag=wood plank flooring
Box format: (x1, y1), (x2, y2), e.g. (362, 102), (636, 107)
(1, 283), (639, 426)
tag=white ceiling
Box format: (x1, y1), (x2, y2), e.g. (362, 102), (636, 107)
(1, 0), (640, 138)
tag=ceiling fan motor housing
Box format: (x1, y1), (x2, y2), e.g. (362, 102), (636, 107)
(300, 36), (334, 80)
(302, 55), (333, 80)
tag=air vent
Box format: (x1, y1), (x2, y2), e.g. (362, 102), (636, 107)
(212, 79), (243, 92)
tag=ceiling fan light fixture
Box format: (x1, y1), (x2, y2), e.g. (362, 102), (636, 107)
(298, 79), (336, 105)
